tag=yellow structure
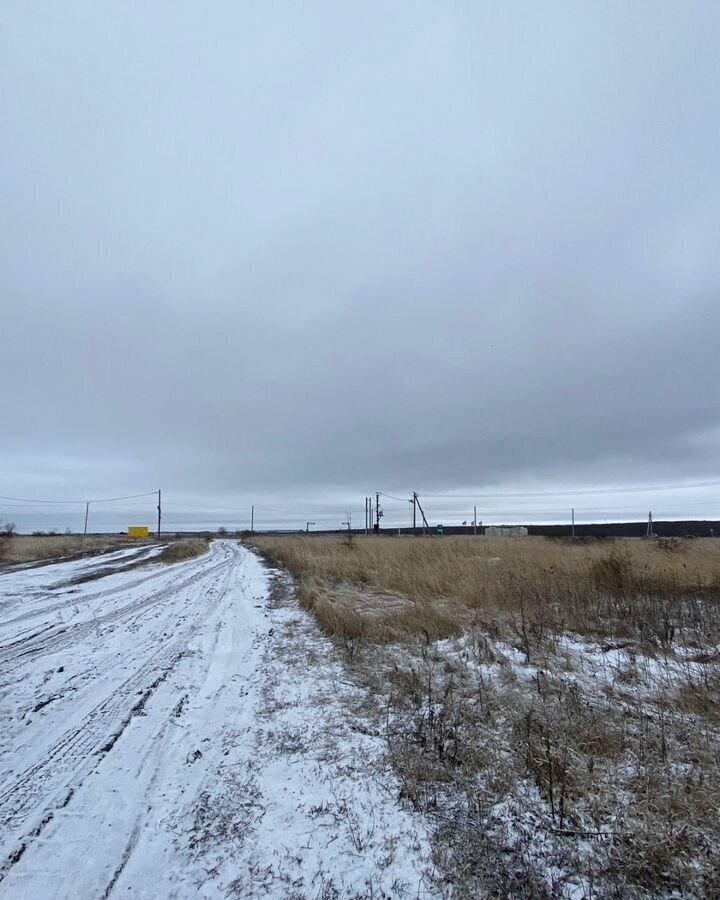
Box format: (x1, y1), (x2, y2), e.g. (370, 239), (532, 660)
(128, 526), (149, 538)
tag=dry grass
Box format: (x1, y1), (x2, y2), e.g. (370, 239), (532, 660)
(0, 534), (137, 565)
(249, 534), (720, 647)
(250, 534), (720, 897)
(157, 538), (210, 564)
(0, 534), (210, 567)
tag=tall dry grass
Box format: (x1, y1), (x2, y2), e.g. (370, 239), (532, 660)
(249, 534), (720, 649)
(0, 534), (138, 565)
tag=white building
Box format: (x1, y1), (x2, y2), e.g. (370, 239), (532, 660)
(484, 525), (528, 537)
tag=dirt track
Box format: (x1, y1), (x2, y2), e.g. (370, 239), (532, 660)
(0, 541), (431, 899)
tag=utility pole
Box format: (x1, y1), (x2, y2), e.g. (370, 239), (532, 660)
(157, 489), (161, 538)
(647, 510), (654, 538)
(412, 492), (417, 536)
(83, 501), (90, 536)
(473, 505), (477, 536)
(365, 497), (369, 535)
(251, 505), (254, 535)
(306, 521), (316, 533)
(413, 492), (430, 535)
(571, 507), (575, 538)
(375, 492), (381, 534)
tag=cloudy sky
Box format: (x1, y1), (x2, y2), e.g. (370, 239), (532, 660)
(2, 2), (720, 531)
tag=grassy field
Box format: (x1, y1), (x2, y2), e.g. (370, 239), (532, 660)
(0, 533), (209, 566)
(250, 534), (720, 898)
(0, 534), (136, 565)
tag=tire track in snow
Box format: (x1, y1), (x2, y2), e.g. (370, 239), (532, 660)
(0, 634), (185, 874)
(0, 546), (161, 614)
(0, 545), (210, 633)
(0, 546), (229, 665)
(0, 558), (175, 627)
(0, 543), (243, 882)
(0, 546), (166, 628)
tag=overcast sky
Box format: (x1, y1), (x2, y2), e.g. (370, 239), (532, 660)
(2, 2), (720, 530)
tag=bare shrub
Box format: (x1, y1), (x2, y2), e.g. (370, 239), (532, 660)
(0, 522), (16, 563)
(590, 545), (634, 597)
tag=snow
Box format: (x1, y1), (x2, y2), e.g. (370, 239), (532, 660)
(0, 541), (433, 899)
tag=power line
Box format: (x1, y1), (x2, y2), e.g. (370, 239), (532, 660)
(162, 503), (251, 512)
(419, 479), (720, 500)
(379, 491), (412, 502)
(0, 490), (159, 505)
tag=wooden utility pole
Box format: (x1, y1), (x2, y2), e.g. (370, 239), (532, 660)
(412, 492), (417, 535)
(157, 489), (161, 538)
(251, 505), (254, 534)
(571, 508), (575, 538)
(413, 492), (429, 535)
(473, 505), (477, 536)
(83, 501), (90, 536)
(647, 510), (654, 538)
(375, 492), (380, 534)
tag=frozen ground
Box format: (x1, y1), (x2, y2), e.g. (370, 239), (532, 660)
(0, 541), (433, 899)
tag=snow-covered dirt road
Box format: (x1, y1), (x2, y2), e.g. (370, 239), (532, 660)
(0, 541), (433, 899)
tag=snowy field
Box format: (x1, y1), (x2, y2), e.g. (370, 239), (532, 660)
(0, 541), (433, 899)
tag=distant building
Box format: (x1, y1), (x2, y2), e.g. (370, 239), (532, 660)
(484, 525), (528, 537)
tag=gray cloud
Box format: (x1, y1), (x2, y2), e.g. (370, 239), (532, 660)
(2, 2), (720, 527)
